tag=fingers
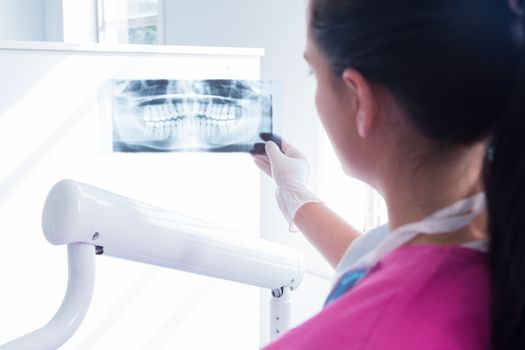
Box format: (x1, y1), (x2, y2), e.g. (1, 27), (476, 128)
(253, 156), (272, 177)
(265, 141), (286, 163)
(259, 133), (305, 160)
(281, 140), (305, 159)
(259, 132), (283, 149)
(253, 154), (270, 166)
(251, 141), (272, 177)
(249, 142), (266, 155)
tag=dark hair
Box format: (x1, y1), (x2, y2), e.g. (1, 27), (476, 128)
(310, 0), (525, 348)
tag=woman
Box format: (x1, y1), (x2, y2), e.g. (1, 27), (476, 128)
(254, 0), (525, 349)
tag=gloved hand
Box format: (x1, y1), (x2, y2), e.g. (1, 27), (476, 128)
(253, 140), (321, 231)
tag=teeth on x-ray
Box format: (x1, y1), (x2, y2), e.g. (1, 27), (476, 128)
(111, 80), (275, 153)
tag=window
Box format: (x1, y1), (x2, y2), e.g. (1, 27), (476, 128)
(318, 130), (388, 233)
(97, 0), (160, 45)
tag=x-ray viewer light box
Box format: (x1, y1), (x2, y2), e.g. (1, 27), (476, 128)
(99, 79), (282, 154)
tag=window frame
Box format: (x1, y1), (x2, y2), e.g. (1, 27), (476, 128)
(96, 0), (162, 45)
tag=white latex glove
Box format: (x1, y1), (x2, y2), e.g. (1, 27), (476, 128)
(254, 141), (321, 231)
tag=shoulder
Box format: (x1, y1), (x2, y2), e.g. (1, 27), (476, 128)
(263, 245), (490, 350)
(334, 224), (390, 277)
(362, 245), (491, 350)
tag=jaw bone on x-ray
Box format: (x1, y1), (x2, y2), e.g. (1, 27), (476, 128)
(111, 79), (278, 153)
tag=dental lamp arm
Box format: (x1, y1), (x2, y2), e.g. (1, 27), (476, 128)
(1, 180), (303, 349)
(42, 180), (304, 290)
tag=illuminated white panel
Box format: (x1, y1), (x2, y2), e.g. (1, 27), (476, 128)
(0, 42), (262, 350)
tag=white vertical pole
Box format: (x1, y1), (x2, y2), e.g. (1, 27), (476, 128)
(269, 287), (292, 341)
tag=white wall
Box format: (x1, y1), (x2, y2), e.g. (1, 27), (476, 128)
(0, 0), (97, 43)
(61, 0), (97, 43)
(0, 43), (263, 350)
(45, 0), (64, 42)
(0, 0), (46, 41)
(0, 0), (385, 347)
(162, 0), (334, 347)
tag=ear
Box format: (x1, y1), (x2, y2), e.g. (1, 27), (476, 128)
(341, 69), (378, 138)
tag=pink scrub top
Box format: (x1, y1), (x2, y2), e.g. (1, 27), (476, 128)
(263, 244), (490, 350)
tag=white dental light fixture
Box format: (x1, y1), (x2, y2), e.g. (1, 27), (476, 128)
(0, 180), (304, 350)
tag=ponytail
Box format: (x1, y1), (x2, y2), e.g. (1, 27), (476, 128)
(310, 0), (525, 346)
(485, 9), (525, 350)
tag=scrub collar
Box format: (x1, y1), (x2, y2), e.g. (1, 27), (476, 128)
(351, 192), (488, 270)
(324, 192), (488, 307)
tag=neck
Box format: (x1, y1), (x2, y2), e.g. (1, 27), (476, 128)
(380, 142), (487, 244)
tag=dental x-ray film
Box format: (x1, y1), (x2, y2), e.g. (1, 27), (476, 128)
(109, 79), (278, 153)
